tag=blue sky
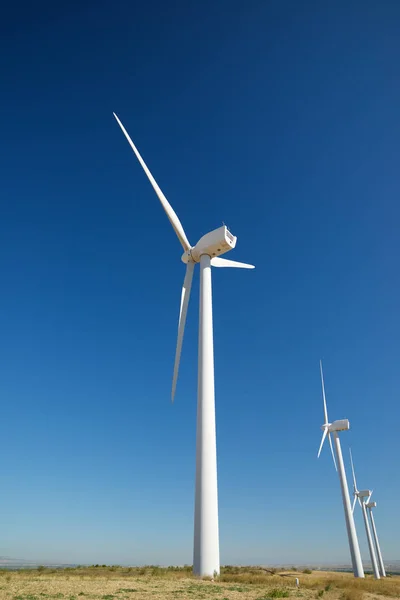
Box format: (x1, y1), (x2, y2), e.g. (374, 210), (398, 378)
(0, 0), (399, 566)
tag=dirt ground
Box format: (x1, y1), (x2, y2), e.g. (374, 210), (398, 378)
(0, 567), (399, 600)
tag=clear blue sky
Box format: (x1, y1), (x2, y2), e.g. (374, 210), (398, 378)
(0, 0), (399, 566)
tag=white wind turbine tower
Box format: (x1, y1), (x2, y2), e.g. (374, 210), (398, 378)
(349, 449), (380, 579)
(365, 499), (386, 577)
(113, 113), (255, 577)
(317, 361), (364, 578)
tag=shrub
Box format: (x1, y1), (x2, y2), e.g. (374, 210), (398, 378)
(341, 590), (363, 600)
(269, 589), (290, 598)
(302, 569), (312, 575)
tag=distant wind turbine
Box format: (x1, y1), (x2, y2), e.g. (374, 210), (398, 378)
(317, 361), (364, 578)
(349, 449), (380, 579)
(365, 499), (386, 577)
(113, 112), (254, 578)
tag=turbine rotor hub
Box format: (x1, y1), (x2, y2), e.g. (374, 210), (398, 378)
(181, 250), (193, 264)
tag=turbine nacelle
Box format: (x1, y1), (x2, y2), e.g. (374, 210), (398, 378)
(181, 225), (237, 264)
(328, 419), (350, 432)
(366, 501), (377, 508)
(358, 489), (373, 499)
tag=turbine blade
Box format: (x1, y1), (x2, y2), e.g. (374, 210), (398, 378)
(367, 490), (373, 504)
(113, 113), (191, 252)
(211, 257), (255, 269)
(352, 495), (357, 513)
(171, 262), (195, 402)
(349, 448), (358, 492)
(319, 360), (329, 424)
(317, 427), (328, 458)
(328, 433), (337, 471)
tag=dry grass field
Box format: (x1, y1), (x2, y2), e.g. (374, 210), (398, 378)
(0, 566), (399, 600)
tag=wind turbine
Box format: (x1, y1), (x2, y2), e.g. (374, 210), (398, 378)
(365, 500), (386, 577)
(349, 449), (380, 579)
(113, 113), (254, 577)
(317, 361), (364, 578)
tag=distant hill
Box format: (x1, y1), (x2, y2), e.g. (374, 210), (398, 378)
(0, 557), (74, 569)
(268, 561), (400, 574)
(0, 557), (398, 573)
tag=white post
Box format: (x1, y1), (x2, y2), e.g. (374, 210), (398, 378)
(360, 501), (380, 579)
(193, 253), (220, 577)
(369, 508), (386, 577)
(333, 433), (365, 578)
